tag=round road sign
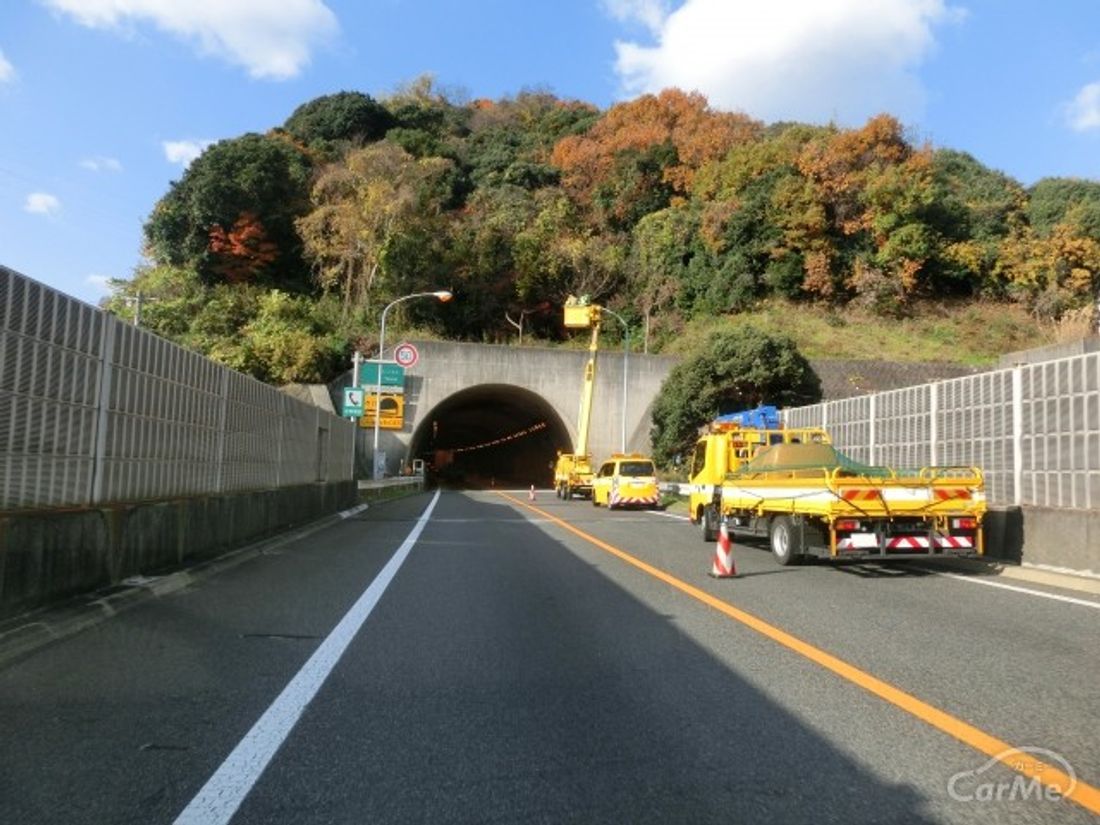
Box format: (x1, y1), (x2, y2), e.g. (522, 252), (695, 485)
(394, 342), (419, 368)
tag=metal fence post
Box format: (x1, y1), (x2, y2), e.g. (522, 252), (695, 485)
(1012, 365), (1024, 506)
(868, 394), (877, 466)
(216, 370), (229, 493)
(90, 314), (117, 506)
(929, 381), (939, 467)
(276, 394), (284, 488)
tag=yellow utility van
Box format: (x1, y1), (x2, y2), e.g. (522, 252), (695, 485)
(592, 454), (660, 509)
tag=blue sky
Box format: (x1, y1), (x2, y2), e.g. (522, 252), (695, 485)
(2, 0), (1099, 306)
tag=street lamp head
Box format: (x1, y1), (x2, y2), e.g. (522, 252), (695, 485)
(433, 290), (453, 303)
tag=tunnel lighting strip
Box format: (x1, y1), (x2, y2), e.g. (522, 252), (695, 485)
(451, 421), (548, 454)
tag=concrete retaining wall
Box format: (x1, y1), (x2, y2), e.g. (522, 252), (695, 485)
(962, 506), (1098, 576)
(0, 481), (356, 620)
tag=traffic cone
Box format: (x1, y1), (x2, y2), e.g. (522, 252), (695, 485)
(709, 521), (737, 578)
(529, 485), (536, 502)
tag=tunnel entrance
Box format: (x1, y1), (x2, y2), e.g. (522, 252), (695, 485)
(409, 384), (572, 489)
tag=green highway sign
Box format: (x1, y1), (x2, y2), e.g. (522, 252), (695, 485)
(358, 360), (405, 391)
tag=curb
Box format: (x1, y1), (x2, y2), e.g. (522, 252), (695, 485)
(0, 503), (371, 670)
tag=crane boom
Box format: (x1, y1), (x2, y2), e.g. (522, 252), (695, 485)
(554, 298), (603, 500)
(573, 311), (601, 456)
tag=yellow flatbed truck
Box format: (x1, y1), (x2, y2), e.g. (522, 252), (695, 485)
(712, 441), (986, 565)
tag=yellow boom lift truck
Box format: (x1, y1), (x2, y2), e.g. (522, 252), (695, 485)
(554, 297), (602, 500)
(691, 407), (987, 565)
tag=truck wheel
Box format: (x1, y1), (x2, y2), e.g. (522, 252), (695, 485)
(770, 516), (801, 566)
(701, 505), (718, 543)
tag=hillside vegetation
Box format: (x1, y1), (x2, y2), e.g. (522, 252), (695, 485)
(667, 299), (1058, 366)
(105, 79), (1100, 383)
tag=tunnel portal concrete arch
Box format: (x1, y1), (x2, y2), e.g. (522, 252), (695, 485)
(409, 383), (573, 488)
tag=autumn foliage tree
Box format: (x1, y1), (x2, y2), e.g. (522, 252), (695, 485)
(208, 212), (279, 284)
(128, 84), (1100, 385)
(552, 89), (760, 228)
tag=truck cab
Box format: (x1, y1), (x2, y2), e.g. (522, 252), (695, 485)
(688, 407), (829, 540)
(554, 451), (595, 500)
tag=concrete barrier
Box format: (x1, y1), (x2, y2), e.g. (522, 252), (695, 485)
(357, 477), (425, 503)
(1011, 505), (1099, 576)
(0, 481), (356, 620)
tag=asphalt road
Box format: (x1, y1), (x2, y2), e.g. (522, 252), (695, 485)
(0, 490), (1097, 824)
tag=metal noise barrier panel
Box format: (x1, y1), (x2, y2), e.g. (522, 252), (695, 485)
(0, 266), (355, 511)
(785, 352), (1100, 509)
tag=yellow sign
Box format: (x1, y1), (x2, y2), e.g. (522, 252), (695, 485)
(358, 393), (404, 430)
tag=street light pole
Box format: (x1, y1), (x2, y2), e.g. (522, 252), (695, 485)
(600, 307), (629, 453)
(372, 290), (453, 479)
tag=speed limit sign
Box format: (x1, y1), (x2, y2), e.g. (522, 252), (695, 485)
(394, 342), (419, 369)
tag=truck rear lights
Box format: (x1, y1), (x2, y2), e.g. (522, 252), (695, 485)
(951, 517), (977, 530)
(835, 519), (861, 532)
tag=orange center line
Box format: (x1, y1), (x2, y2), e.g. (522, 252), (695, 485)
(496, 491), (1100, 815)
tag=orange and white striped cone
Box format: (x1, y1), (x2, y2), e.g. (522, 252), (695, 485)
(709, 521), (737, 578)
(529, 485), (536, 502)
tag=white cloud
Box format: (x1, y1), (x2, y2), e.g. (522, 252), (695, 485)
(86, 274), (114, 293)
(41, 0), (338, 80)
(162, 139), (214, 166)
(0, 48), (14, 83)
(602, 0), (671, 35)
(610, 0), (960, 125)
(1065, 81), (1100, 132)
(80, 155), (123, 172)
(24, 192), (61, 216)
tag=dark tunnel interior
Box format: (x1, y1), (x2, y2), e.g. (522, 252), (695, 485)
(408, 384), (573, 489)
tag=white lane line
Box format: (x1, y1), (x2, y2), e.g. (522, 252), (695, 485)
(174, 489), (442, 825)
(936, 572), (1100, 610)
(649, 511), (690, 522)
(337, 503), (369, 518)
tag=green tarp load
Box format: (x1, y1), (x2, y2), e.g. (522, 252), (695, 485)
(728, 443), (897, 479)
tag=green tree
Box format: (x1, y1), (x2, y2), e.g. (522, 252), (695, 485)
(283, 91), (394, 148)
(237, 291), (348, 383)
(144, 133), (313, 291)
(383, 75), (471, 148)
(512, 190), (625, 310)
(295, 141), (455, 316)
(443, 185), (543, 340)
(1028, 178), (1100, 240)
(101, 264), (209, 335)
(925, 149), (1026, 298)
(650, 326), (821, 467)
(628, 206), (698, 349)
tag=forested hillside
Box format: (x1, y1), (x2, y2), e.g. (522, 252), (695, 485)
(105, 79), (1100, 383)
